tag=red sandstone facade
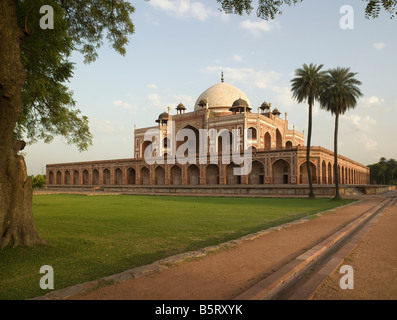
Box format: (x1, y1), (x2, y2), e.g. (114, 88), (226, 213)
(46, 80), (370, 188)
(46, 147), (369, 188)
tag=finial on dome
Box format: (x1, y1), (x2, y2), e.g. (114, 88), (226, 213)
(221, 71), (224, 83)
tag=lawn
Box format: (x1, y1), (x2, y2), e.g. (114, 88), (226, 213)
(0, 194), (353, 300)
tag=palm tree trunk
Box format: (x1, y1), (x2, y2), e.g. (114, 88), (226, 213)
(306, 101), (315, 198)
(333, 112), (341, 200)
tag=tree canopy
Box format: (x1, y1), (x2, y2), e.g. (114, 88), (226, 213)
(368, 158), (397, 184)
(216, 0), (396, 20)
(14, 0), (135, 152)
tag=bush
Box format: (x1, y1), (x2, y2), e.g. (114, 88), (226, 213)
(32, 174), (46, 189)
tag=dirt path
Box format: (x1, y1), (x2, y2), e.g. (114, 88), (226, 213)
(312, 196), (397, 300)
(64, 195), (396, 300)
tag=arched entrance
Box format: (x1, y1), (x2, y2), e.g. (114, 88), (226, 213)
(176, 125), (200, 158)
(92, 169), (100, 185)
(322, 161), (327, 184)
(248, 127), (257, 147)
(276, 129), (283, 149)
(217, 129), (232, 155)
(249, 161), (264, 184)
(64, 170), (71, 185)
(300, 162), (317, 184)
(82, 170), (89, 185)
(114, 168), (123, 185)
(170, 165), (182, 185)
(56, 171), (62, 185)
(103, 169), (111, 185)
(187, 164), (200, 185)
(206, 164), (219, 185)
(141, 140), (152, 158)
(155, 166), (165, 185)
(73, 170), (80, 185)
(48, 171), (54, 185)
(264, 132), (271, 150)
(140, 167), (150, 185)
(273, 159), (290, 184)
(226, 163), (241, 185)
(328, 162), (333, 184)
(127, 168), (136, 185)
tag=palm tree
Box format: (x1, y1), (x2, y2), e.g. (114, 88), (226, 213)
(291, 63), (326, 198)
(319, 67), (363, 200)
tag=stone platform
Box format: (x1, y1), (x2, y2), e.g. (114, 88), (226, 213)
(44, 184), (396, 197)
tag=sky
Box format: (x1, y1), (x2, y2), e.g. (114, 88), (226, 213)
(25, 0), (397, 175)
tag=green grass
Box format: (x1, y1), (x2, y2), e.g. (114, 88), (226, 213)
(0, 194), (353, 300)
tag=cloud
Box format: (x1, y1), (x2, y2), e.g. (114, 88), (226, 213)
(365, 138), (377, 151)
(113, 100), (138, 115)
(360, 95), (390, 111)
(342, 114), (378, 150)
(91, 118), (128, 136)
(147, 93), (163, 108)
(362, 95), (384, 106)
(343, 114), (377, 131)
(239, 19), (279, 37)
(201, 65), (297, 110)
(201, 66), (281, 89)
(373, 42), (386, 50)
(271, 86), (295, 108)
(173, 94), (194, 107)
(148, 0), (212, 22)
(233, 54), (243, 63)
(147, 84), (158, 89)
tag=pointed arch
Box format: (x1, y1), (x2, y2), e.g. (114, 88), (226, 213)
(187, 164), (200, 185)
(103, 169), (111, 185)
(92, 169), (100, 185)
(249, 160), (264, 184)
(140, 167), (150, 185)
(170, 165), (182, 185)
(264, 132), (271, 150)
(328, 162), (332, 184)
(82, 170), (89, 185)
(273, 159), (290, 184)
(114, 168), (123, 185)
(299, 161), (317, 184)
(56, 171), (62, 185)
(322, 160), (327, 184)
(226, 162), (241, 185)
(127, 167), (136, 185)
(176, 125), (200, 158)
(64, 170), (71, 185)
(73, 170), (80, 185)
(276, 129), (283, 149)
(155, 166), (165, 185)
(48, 171), (54, 185)
(206, 164), (219, 185)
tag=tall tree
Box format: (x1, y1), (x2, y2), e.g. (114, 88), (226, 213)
(0, 0), (135, 249)
(379, 157), (388, 184)
(319, 67), (363, 200)
(291, 63), (326, 198)
(387, 158), (397, 182)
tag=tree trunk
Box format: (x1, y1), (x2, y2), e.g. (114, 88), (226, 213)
(333, 112), (341, 200)
(0, 0), (45, 249)
(306, 100), (315, 198)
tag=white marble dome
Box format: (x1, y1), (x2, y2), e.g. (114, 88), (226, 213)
(194, 81), (251, 113)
